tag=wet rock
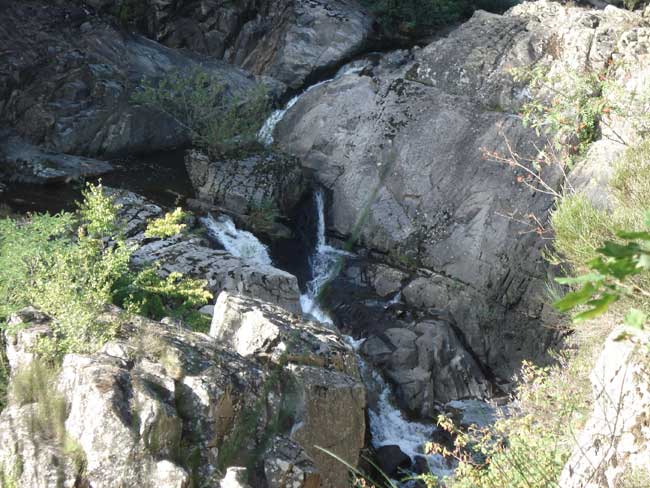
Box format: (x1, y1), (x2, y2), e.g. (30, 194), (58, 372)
(110, 189), (302, 313)
(0, 133), (113, 183)
(375, 445), (412, 478)
(559, 328), (650, 488)
(185, 149), (307, 216)
(361, 320), (491, 415)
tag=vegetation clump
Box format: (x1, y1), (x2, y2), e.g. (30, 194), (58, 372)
(131, 67), (270, 158)
(0, 183), (212, 360)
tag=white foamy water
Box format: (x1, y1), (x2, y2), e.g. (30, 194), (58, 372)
(300, 190), (352, 324)
(258, 64), (364, 146)
(200, 214), (272, 266)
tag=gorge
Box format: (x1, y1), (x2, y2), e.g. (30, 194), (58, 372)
(2, 0), (650, 487)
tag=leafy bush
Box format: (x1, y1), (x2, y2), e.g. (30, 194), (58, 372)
(0, 183), (212, 359)
(417, 356), (593, 488)
(144, 207), (188, 239)
(131, 68), (270, 157)
(512, 65), (609, 155)
(361, 0), (468, 34)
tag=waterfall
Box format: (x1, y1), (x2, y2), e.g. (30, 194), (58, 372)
(301, 191), (452, 478)
(258, 64), (365, 146)
(200, 214), (272, 266)
(299, 190), (351, 324)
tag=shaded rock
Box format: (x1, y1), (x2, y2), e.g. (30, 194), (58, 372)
(559, 328), (650, 488)
(361, 320), (491, 415)
(375, 445), (411, 478)
(131, 0), (374, 89)
(0, 1), (260, 156)
(264, 436), (321, 488)
(185, 149), (307, 216)
(368, 263), (408, 298)
(0, 133), (113, 183)
(277, 1), (650, 385)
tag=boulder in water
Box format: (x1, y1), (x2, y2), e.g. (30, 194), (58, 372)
(375, 445), (412, 478)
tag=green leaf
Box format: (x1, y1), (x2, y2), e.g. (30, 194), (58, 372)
(624, 308), (647, 330)
(616, 230), (650, 241)
(553, 283), (598, 312)
(597, 241), (640, 258)
(573, 293), (618, 323)
(555, 273), (605, 285)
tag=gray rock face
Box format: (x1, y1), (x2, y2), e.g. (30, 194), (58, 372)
(0, 1), (259, 157)
(185, 149), (307, 216)
(275, 1), (650, 386)
(125, 0), (374, 89)
(211, 292), (366, 488)
(360, 320), (491, 415)
(275, 10), (557, 383)
(559, 328), (650, 488)
(0, 302), (366, 488)
(110, 189), (302, 314)
(0, 133), (113, 183)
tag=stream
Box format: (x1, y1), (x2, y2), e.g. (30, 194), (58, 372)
(201, 187), (459, 483)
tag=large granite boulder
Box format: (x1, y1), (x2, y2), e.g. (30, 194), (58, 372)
(211, 291), (366, 487)
(274, 1), (650, 385)
(185, 149), (308, 216)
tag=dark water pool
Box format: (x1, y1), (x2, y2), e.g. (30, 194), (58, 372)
(0, 148), (194, 214)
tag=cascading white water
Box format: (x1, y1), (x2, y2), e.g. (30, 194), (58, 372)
(346, 338), (454, 479)
(302, 190), (452, 478)
(200, 214), (272, 266)
(258, 64), (365, 146)
(299, 190), (351, 324)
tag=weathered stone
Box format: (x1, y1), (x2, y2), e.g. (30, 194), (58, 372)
(290, 364), (367, 488)
(4, 307), (53, 372)
(0, 133), (113, 183)
(211, 291), (360, 379)
(185, 149), (307, 215)
(264, 436), (321, 488)
(559, 328), (650, 488)
(132, 0), (374, 89)
(0, 1), (260, 157)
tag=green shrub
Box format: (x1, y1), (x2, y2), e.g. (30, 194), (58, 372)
(144, 208), (188, 239)
(0, 183), (212, 360)
(131, 67), (270, 157)
(418, 354), (594, 488)
(361, 0), (468, 34)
